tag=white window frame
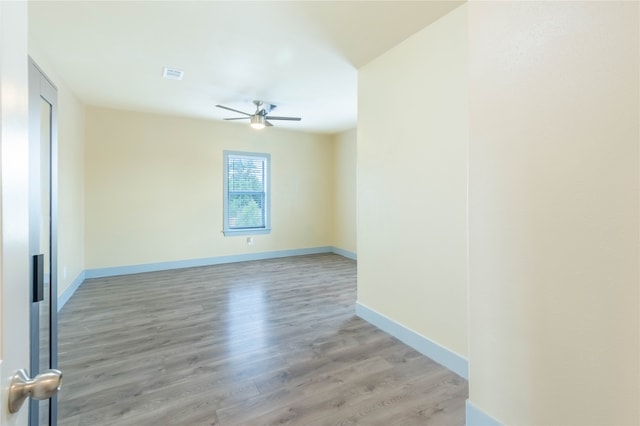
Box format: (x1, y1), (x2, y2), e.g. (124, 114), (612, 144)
(223, 150), (271, 236)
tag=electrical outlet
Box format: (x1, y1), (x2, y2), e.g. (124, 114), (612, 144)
(247, 237), (254, 245)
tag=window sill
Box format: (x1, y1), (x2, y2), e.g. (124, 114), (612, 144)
(223, 228), (271, 237)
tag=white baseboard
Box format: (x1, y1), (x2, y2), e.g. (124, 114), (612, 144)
(466, 400), (502, 426)
(355, 302), (468, 379)
(60, 247), (356, 307)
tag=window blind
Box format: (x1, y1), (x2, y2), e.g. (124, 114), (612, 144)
(227, 155), (267, 229)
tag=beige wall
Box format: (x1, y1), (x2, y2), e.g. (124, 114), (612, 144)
(332, 128), (357, 255)
(85, 107), (335, 269)
(357, 5), (468, 357)
(29, 46), (86, 299)
(55, 72), (86, 298)
(468, 2), (639, 424)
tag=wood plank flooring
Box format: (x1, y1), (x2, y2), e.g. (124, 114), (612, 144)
(57, 253), (467, 425)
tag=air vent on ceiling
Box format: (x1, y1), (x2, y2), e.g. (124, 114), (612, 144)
(162, 67), (184, 80)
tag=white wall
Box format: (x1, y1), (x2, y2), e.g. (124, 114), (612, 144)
(468, 2), (639, 424)
(85, 107), (336, 270)
(332, 128), (357, 255)
(357, 5), (468, 358)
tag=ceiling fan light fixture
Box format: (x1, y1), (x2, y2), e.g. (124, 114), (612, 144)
(217, 100), (301, 128)
(250, 115), (266, 130)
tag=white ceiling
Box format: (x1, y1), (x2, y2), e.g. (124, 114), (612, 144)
(29, 1), (463, 134)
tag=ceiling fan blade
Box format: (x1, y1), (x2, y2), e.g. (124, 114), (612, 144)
(265, 120), (274, 127)
(216, 105), (252, 116)
(224, 117), (250, 120)
(265, 116), (302, 121)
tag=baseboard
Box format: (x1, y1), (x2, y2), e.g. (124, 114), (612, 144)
(355, 302), (468, 379)
(466, 400), (502, 426)
(331, 247), (357, 260)
(57, 270), (85, 312)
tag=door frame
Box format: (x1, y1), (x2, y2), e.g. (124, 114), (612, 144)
(28, 58), (59, 426)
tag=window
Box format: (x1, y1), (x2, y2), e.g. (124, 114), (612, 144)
(223, 151), (271, 236)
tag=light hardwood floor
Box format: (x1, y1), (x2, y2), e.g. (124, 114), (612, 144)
(58, 254), (467, 425)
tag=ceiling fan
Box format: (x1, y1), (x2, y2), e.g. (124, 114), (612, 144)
(216, 100), (302, 129)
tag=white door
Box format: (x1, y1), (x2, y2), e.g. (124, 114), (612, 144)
(0, 1), (32, 425)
